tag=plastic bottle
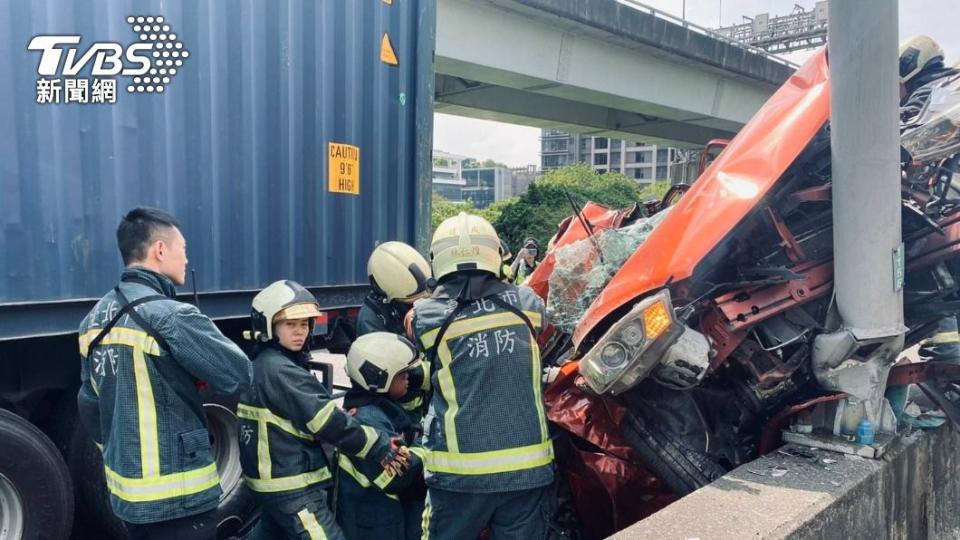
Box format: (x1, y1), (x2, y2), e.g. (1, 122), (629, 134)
(856, 419), (875, 446)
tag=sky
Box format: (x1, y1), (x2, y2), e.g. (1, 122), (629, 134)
(432, 0), (960, 167)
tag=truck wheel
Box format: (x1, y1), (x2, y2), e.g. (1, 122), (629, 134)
(53, 393), (255, 539)
(199, 394), (257, 538)
(0, 408), (74, 540)
(620, 408), (726, 495)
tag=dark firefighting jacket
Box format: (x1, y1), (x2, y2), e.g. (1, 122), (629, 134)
(412, 273), (554, 493)
(77, 267), (252, 524)
(237, 345), (392, 494)
(337, 390), (426, 540)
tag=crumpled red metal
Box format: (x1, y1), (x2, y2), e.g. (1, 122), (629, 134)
(573, 49), (832, 348)
(546, 362), (677, 539)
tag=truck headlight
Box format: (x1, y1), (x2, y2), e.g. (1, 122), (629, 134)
(579, 290), (685, 394)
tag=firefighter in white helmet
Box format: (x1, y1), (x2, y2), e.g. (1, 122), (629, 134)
(238, 280), (407, 540)
(358, 241), (434, 422)
(336, 332), (427, 540)
(409, 213), (554, 540)
(900, 35), (949, 95)
(359, 241), (432, 335)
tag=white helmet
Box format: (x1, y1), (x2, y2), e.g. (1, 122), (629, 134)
(367, 241), (432, 302)
(899, 35), (945, 84)
(430, 212), (502, 280)
(250, 280), (322, 342)
(346, 332), (420, 393)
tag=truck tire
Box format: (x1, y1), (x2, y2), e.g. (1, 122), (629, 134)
(620, 407), (727, 495)
(199, 393), (257, 538)
(52, 392), (255, 539)
(0, 408), (74, 540)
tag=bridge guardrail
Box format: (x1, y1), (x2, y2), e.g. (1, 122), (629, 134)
(616, 0), (800, 70)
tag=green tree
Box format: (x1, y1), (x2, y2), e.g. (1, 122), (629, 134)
(481, 158), (508, 168)
(492, 163), (669, 251)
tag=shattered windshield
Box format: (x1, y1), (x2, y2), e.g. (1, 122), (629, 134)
(547, 208), (672, 333)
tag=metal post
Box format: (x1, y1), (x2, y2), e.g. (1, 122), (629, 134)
(828, 0), (903, 340)
(803, 0), (906, 454)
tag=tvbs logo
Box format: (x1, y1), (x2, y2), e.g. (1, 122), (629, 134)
(28, 16), (189, 105)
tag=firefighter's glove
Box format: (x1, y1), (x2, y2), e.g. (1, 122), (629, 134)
(380, 436), (411, 477)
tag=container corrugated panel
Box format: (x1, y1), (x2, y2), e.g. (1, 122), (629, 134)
(0, 0), (435, 334)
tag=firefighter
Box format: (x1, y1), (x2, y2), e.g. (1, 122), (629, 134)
(899, 35), (958, 123)
(900, 35), (954, 100)
(411, 213), (555, 540)
(238, 280), (408, 540)
(77, 207), (252, 539)
(358, 241), (432, 335)
(336, 332), (427, 540)
(359, 241), (434, 421)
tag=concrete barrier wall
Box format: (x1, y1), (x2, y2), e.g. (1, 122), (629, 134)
(612, 426), (960, 539)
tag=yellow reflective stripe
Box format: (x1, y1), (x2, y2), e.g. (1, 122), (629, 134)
(79, 327), (160, 356)
(89, 370), (100, 395)
(436, 341), (460, 453)
(373, 467), (396, 490)
(531, 342), (549, 443)
(421, 499), (433, 540)
(307, 401), (338, 433)
(78, 329), (97, 356)
(355, 425), (380, 459)
(420, 328), (440, 351)
(400, 395), (424, 411)
(104, 463), (219, 502)
(336, 455), (398, 500)
(244, 467), (332, 493)
(257, 417), (271, 481)
(927, 331), (960, 344)
(297, 508), (328, 540)
(424, 441), (554, 475)
(420, 356), (432, 391)
(421, 310), (543, 350)
(237, 404), (312, 440)
(409, 446), (427, 460)
(337, 455), (372, 487)
(132, 345), (160, 478)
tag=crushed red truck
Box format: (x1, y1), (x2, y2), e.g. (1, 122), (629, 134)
(528, 49), (960, 538)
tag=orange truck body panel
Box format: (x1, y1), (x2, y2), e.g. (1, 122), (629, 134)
(572, 49), (833, 348)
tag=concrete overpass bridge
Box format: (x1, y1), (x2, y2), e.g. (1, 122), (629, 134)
(434, 0), (799, 148)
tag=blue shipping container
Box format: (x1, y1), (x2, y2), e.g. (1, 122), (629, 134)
(0, 0), (436, 340)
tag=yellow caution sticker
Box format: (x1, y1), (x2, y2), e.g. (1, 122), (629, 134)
(380, 34), (398, 66)
(328, 142), (360, 195)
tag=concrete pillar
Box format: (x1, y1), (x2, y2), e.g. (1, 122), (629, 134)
(828, 0), (904, 339)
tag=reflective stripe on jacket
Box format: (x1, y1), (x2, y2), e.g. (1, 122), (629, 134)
(412, 274), (554, 493)
(336, 399), (426, 540)
(77, 267), (252, 523)
(238, 347), (391, 494)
